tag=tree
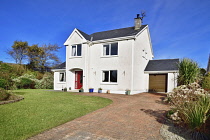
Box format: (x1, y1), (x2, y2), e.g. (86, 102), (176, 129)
(178, 58), (200, 85)
(7, 41), (28, 64)
(26, 44), (61, 72)
(27, 44), (44, 70)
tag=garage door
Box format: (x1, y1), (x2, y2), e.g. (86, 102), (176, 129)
(149, 74), (167, 92)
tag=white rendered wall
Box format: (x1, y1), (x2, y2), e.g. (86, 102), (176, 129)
(88, 40), (133, 92)
(65, 29), (88, 91)
(167, 72), (178, 92)
(133, 27), (153, 92)
(53, 71), (66, 90)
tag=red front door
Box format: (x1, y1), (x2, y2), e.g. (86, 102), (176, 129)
(75, 71), (83, 89)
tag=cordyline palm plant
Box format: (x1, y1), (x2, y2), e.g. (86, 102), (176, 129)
(178, 58), (200, 85)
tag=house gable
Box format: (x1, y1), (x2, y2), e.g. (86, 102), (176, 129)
(64, 28), (87, 46)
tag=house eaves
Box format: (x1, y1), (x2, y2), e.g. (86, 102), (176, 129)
(144, 70), (178, 74)
(90, 36), (135, 44)
(51, 69), (66, 72)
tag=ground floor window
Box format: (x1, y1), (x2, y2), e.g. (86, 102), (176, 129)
(59, 72), (66, 82)
(102, 70), (117, 83)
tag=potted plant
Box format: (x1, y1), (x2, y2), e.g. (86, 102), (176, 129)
(125, 89), (130, 95)
(106, 90), (110, 94)
(98, 88), (102, 93)
(79, 87), (84, 92)
(63, 87), (67, 92)
(89, 88), (94, 93)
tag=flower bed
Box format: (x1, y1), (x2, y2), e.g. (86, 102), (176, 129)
(165, 82), (210, 139)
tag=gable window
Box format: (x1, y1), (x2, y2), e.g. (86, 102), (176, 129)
(72, 44), (82, 56)
(59, 72), (66, 82)
(103, 43), (118, 56)
(102, 70), (117, 83)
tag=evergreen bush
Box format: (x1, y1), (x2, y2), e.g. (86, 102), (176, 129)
(178, 58), (200, 85)
(202, 72), (210, 91)
(20, 78), (35, 89)
(0, 79), (7, 89)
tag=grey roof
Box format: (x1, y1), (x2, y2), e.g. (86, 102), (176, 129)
(77, 29), (91, 40)
(145, 59), (179, 71)
(54, 62), (66, 69)
(77, 25), (147, 41)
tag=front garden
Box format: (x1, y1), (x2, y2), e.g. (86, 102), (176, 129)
(0, 89), (112, 140)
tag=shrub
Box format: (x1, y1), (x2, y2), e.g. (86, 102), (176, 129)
(0, 79), (7, 89)
(167, 82), (210, 137)
(167, 83), (208, 108)
(202, 72), (210, 91)
(12, 73), (38, 89)
(0, 88), (10, 101)
(20, 78), (35, 89)
(35, 72), (53, 89)
(178, 58), (200, 85)
(179, 95), (210, 130)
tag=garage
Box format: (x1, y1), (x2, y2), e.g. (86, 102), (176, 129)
(149, 74), (167, 92)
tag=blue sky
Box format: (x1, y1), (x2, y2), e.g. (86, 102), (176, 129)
(1, 0), (210, 68)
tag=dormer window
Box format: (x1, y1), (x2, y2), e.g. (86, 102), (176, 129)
(72, 44), (82, 56)
(103, 43), (118, 56)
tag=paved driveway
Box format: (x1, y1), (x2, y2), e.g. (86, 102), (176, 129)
(29, 92), (169, 140)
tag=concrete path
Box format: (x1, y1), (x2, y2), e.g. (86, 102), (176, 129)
(29, 92), (169, 140)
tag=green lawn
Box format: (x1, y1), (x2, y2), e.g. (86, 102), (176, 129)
(0, 89), (112, 140)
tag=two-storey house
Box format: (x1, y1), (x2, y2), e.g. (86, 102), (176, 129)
(53, 15), (179, 94)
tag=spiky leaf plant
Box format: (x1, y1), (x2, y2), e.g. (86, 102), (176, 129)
(178, 58), (200, 85)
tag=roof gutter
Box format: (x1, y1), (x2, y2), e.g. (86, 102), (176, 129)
(88, 36), (135, 44)
(51, 69), (66, 72)
(144, 70), (178, 74)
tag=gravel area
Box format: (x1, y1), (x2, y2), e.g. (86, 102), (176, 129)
(160, 119), (192, 140)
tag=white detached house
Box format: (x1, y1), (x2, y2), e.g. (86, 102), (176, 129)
(52, 15), (179, 94)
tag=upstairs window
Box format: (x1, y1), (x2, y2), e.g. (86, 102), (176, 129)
(102, 70), (117, 83)
(72, 44), (82, 56)
(103, 43), (118, 56)
(59, 72), (66, 82)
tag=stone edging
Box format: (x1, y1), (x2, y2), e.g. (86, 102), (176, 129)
(0, 97), (24, 105)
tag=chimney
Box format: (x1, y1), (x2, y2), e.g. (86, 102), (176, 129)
(134, 14), (141, 30)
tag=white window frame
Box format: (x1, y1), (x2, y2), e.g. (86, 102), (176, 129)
(71, 44), (82, 57)
(102, 43), (118, 56)
(59, 72), (66, 82)
(102, 70), (118, 83)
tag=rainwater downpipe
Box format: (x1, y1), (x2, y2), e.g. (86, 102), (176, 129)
(131, 39), (135, 94)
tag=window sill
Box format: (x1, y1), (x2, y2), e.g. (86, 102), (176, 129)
(69, 56), (82, 59)
(100, 82), (118, 85)
(58, 82), (66, 84)
(100, 55), (118, 58)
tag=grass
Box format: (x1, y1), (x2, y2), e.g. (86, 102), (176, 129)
(0, 89), (112, 140)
